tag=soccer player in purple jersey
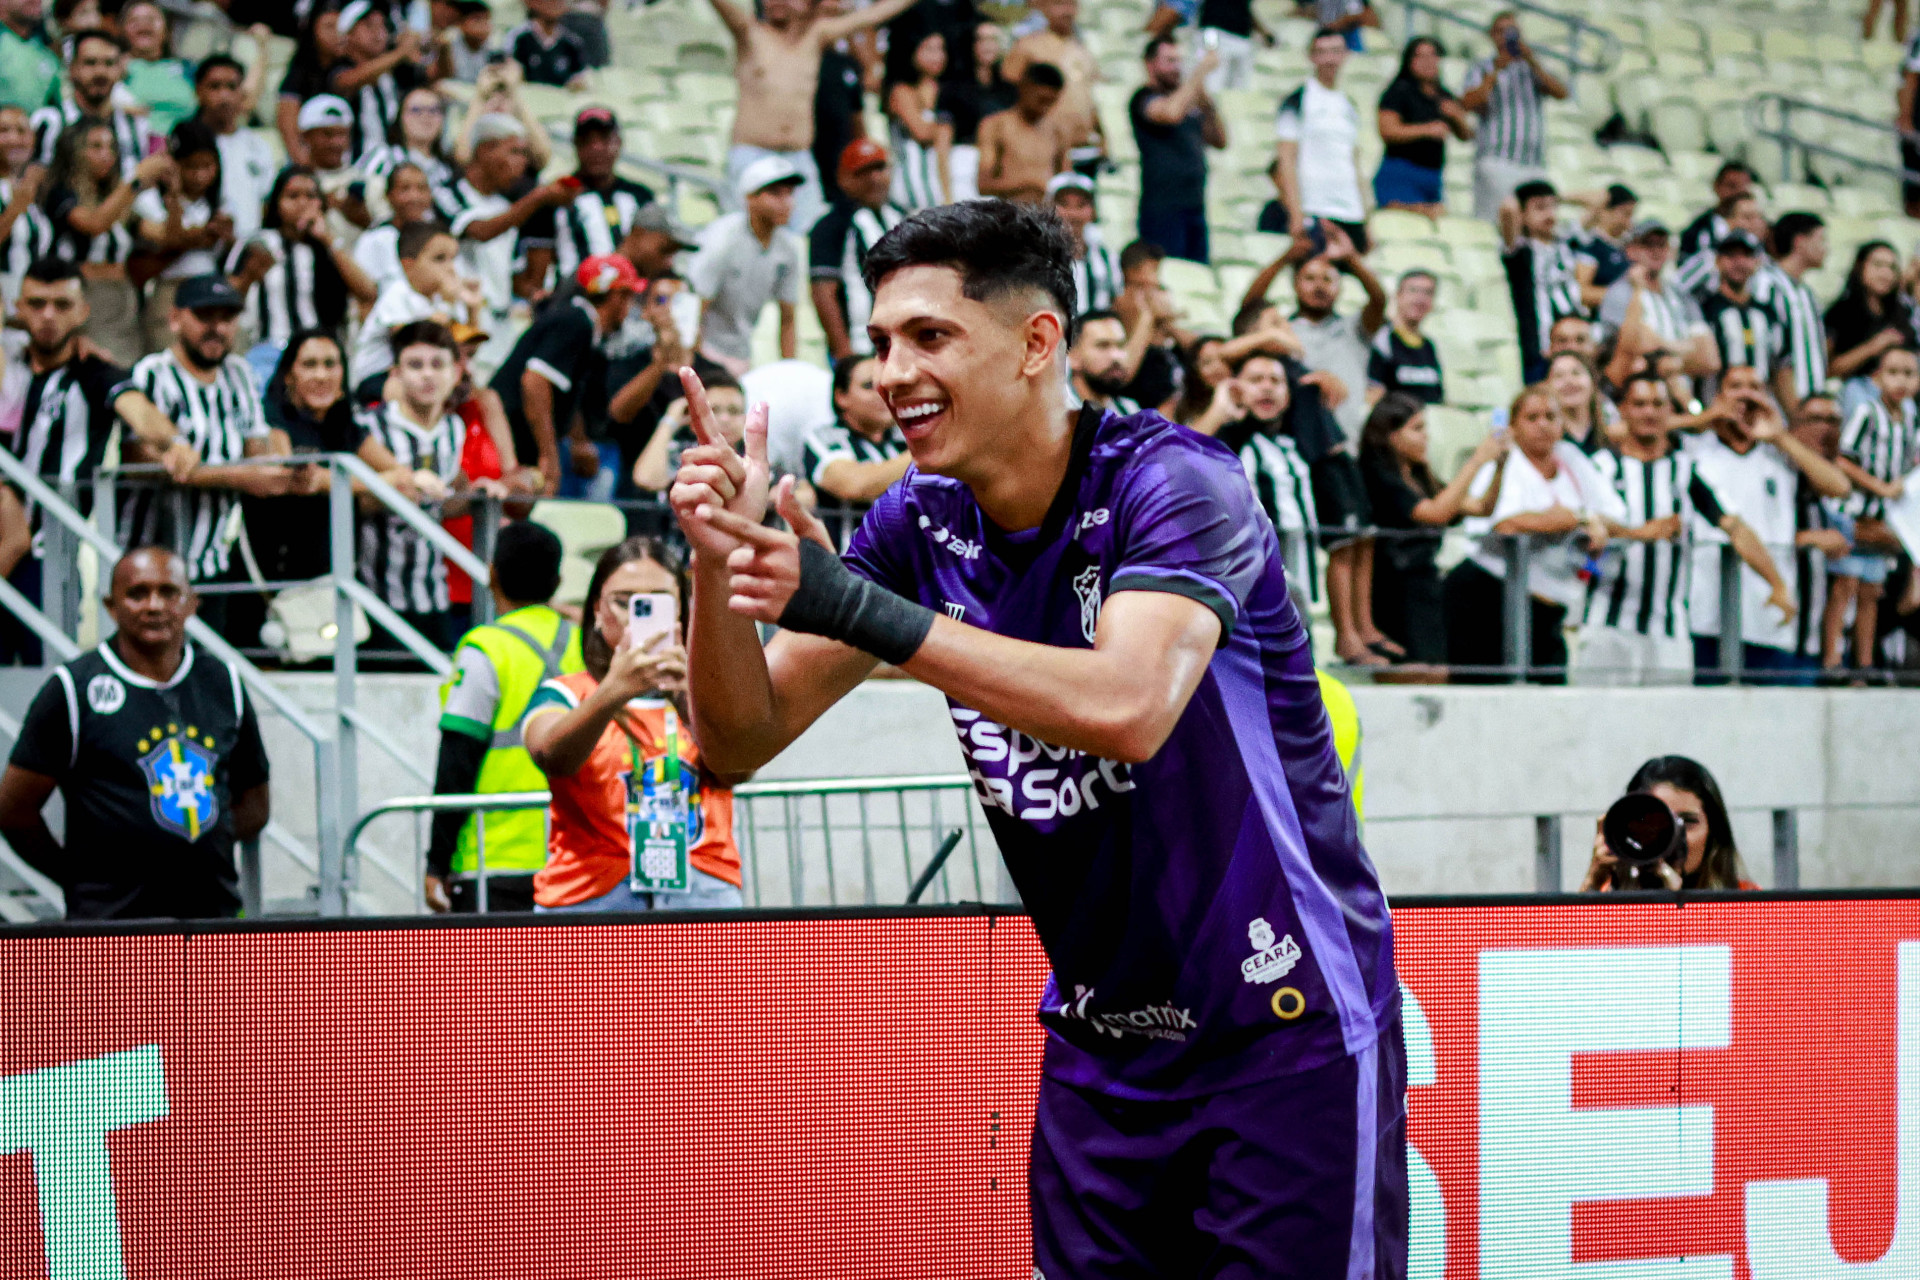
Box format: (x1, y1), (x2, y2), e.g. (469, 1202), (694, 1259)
(670, 200), (1406, 1279)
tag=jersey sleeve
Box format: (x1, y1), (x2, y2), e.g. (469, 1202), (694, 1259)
(1687, 468), (1728, 527)
(840, 484), (919, 596)
(439, 643), (503, 740)
(525, 677), (582, 717)
(522, 312), (591, 393)
(228, 678), (270, 794)
(808, 208), (852, 281)
(1273, 89), (1303, 141)
(1366, 332), (1396, 391)
(8, 669), (76, 779)
(232, 360), (271, 439)
(802, 423), (855, 486)
(518, 204), (558, 249)
(1108, 440), (1269, 644)
(1839, 402), (1876, 463)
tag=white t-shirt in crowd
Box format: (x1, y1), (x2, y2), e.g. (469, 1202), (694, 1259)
(353, 223), (405, 293)
(352, 277), (439, 383)
(131, 188), (223, 280)
(741, 357), (835, 480)
(1273, 78), (1365, 222)
(449, 179), (516, 317)
(1469, 441), (1623, 610)
(215, 127), (278, 240)
(1683, 431), (1799, 651)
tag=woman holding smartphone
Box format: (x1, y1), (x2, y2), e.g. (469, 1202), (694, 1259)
(523, 537), (749, 911)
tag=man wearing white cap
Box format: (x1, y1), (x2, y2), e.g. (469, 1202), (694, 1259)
(330, 0), (429, 163)
(447, 112), (579, 360)
(294, 94), (373, 244)
(1048, 171), (1120, 314)
(686, 156), (804, 376)
(703, 0), (919, 232)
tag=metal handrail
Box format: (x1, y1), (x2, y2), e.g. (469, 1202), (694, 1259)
(330, 452), (490, 587)
(1747, 91), (1920, 187)
(735, 774), (973, 798)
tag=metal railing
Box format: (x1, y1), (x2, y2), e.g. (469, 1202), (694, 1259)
(344, 775), (995, 912)
(1748, 92), (1920, 189)
(1387, 0), (1620, 98)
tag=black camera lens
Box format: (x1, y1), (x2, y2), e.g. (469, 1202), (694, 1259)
(1602, 793), (1683, 867)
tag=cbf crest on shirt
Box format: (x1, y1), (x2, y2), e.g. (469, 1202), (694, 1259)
(842, 407), (1397, 1101)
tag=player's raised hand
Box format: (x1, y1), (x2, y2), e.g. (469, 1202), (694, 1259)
(692, 477), (831, 621)
(670, 366), (770, 559)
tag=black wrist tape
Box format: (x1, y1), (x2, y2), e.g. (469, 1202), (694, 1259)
(779, 538), (936, 666)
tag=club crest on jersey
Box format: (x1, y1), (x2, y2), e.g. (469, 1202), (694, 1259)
(136, 725), (219, 841)
(1240, 917), (1302, 985)
(1073, 564), (1102, 642)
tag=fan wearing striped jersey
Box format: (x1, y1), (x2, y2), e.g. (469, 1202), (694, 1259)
(1571, 372), (1794, 686)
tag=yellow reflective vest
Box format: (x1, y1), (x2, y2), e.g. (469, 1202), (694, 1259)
(437, 605), (585, 874)
(1316, 668), (1364, 822)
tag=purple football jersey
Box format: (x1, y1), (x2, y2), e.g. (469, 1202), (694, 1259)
(843, 406), (1398, 1100)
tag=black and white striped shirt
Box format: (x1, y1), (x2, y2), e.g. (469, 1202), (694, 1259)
(1757, 263), (1827, 400)
(1586, 448), (1728, 640)
(0, 175), (55, 307)
(227, 230), (344, 350)
(1072, 225), (1122, 316)
(1503, 236), (1583, 371)
(6, 354), (124, 530)
(357, 143), (463, 218)
(1790, 474), (1840, 659)
(548, 176), (656, 281)
(42, 180), (134, 265)
(114, 350), (271, 581)
(1677, 208), (1729, 263)
(355, 401), (462, 615)
(1466, 57), (1545, 167)
(801, 418), (909, 548)
(30, 99), (151, 181)
(807, 199), (907, 357)
(1225, 420), (1321, 603)
(341, 71), (407, 165)
(1839, 397), (1915, 521)
(889, 115), (946, 211)
(1699, 290), (1784, 387)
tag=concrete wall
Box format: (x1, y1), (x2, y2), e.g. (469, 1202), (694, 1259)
(5, 665), (1917, 912)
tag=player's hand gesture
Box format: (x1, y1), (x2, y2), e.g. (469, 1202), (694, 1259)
(671, 366), (771, 561)
(692, 477), (835, 622)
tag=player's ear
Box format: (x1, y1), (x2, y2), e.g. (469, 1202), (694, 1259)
(1022, 308), (1066, 379)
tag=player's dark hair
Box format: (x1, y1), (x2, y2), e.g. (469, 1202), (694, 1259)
(831, 352), (875, 396)
(389, 319), (461, 361)
(581, 537), (685, 681)
(1771, 211), (1825, 259)
(1020, 61), (1064, 89)
(861, 200), (1078, 344)
(195, 53), (245, 86)
(1514, 179), (1558, 206)
(398, 219), (455, 260)
(492, 520), (563, 605)
(1624, 756), (1742, 889)
(23, 255), (81, 286)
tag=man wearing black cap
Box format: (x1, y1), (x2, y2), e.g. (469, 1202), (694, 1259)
(1570, 182), (1636, 309)
(1697, 230), (1782, 401)
(114, 274), (293, 594)
(519, 107), (660, 294)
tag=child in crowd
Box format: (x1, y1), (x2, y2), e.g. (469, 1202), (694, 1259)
(352, 163), (442, 292)
(351, 221), (484, 400)
(133, 120), (234, 352)
(1826, 346), (1919, 674)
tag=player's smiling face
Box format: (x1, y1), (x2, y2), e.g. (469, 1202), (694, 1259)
(867, 264), (1064, 479)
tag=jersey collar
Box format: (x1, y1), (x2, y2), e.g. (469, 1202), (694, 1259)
(1036, 402), (1104, 542)
(98, 638), (196, 690)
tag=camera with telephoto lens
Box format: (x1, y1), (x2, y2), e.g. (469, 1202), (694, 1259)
(1601, 792), (1683, 890)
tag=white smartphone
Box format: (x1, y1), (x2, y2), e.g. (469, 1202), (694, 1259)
(627, 592), (679, 652)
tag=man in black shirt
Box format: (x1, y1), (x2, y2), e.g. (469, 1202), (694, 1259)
(491, 252), (640, 476)
(1366, 268), (1444, 404)
(1129, 36), (1225, 264)
(809, 138), (907, 360)
(0, 258), (199, 664)
(0, 545), (271, 919)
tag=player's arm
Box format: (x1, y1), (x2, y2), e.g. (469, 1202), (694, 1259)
(697, 489), (1220, 764)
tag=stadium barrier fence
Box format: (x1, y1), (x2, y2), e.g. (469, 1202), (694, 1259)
(4, 893), (1917, 1277)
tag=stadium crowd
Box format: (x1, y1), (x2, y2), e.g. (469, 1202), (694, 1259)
(0, 0), (1892, 918)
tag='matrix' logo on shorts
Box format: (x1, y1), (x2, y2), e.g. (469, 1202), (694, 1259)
(1051, 984), (1195, 1042)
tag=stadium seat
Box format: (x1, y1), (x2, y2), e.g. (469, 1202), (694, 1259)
(1159, 257), (1222, 301)
(529, 501), (628, 606)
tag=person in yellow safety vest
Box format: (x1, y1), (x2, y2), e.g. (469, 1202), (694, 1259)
(425, 521), (585, 912)
(1316, 668), (1364, 821)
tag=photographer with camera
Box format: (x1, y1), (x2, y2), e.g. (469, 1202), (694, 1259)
(1581, 755), (1756, 892)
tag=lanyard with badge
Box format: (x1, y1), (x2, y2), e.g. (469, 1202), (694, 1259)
(623, 705), (690, 894)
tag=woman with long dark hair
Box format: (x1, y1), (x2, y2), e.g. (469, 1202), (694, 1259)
(887, 31), (953, 210)
(41, 119), (171, 364)
(1360, 393), (1506, 665)
(1373, 37), (1471, 218)
(1581, 756), (1754, 891)
(228, 164), (380, 386)
(522, 537), (748, 912)
(1543, 349), (1616, 456)
(1825, 240), (1917, 413)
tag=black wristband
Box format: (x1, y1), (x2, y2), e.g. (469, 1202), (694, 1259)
(778, 538), (936, 666)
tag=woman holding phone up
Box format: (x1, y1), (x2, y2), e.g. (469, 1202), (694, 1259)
(522, 537), (749, 911)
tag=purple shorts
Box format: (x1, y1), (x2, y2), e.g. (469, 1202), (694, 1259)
(1029, 1017), (1408, 1280)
